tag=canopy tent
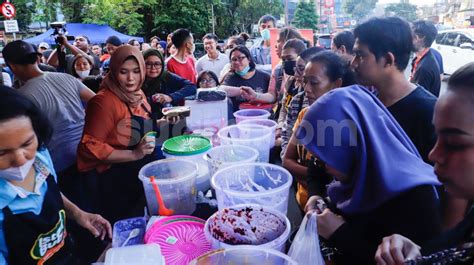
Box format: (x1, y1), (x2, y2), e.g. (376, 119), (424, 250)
(23, 23), (143, 45)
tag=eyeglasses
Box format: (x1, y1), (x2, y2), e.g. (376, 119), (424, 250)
(199, 79), (216, 85)
(231, 56), (247, 62)
(145, 62), (162, 69)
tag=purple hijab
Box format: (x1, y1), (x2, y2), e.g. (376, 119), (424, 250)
(295, 85), (440, 215)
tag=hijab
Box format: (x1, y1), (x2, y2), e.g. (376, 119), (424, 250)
(142, 49), (169, 97)
(100, 45), (146, 107)
(295, 85), (440, 215)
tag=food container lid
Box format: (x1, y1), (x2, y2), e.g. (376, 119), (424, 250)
(163, 135), (211, 155)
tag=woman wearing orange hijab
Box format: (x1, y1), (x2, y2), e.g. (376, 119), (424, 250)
(77, 46), (160, 223)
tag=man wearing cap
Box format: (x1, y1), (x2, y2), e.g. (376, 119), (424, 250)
(101, 35), (122, 74)
(38, 42), (50, 54)
(47, 34), (100, 75)
(3, 40), (95, 176)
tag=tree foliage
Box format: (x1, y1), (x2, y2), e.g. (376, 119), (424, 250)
(292, 0), (318, 30)
(24, 0), (283, 39)
(343, 0), (378, 21)
(385, 3), (418, 22)
(9, 0), (36, 31)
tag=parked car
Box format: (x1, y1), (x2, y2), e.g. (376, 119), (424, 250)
(432, 29), (474, 75)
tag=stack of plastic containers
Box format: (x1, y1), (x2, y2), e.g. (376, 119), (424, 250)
(162, 135), (212, 192)
(217, 124), (272, 162)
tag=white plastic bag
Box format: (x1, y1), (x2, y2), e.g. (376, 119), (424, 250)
(288, 211), (325, 265)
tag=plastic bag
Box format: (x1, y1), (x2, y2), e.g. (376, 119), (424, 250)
(288, 210), (325, 265)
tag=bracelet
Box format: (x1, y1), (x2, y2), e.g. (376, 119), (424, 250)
(255, 93), (260, 100)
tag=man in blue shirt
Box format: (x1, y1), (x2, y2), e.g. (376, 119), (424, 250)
(250, 14), (276, 74)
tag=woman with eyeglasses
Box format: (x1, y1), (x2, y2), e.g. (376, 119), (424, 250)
(142, 49), (196, 117)
(219, 33), (250, 81)
(294, 83), (442, 264)
(221, 45), (275, 113)
(197, 70), (219, 89)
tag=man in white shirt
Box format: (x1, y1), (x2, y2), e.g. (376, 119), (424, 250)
(195, 33), (229, 77)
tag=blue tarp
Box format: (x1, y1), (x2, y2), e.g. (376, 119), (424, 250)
(23, 23), (143, 45)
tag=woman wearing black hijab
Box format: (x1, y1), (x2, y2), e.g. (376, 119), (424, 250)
(142, 49), (196, 118)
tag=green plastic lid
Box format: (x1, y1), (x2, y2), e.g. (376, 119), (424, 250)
(162, 135), (212, 155)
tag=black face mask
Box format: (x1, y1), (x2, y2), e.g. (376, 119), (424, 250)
(283, 60), (296, 76)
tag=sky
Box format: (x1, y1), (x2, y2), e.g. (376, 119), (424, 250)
(379, 0), (437, 6)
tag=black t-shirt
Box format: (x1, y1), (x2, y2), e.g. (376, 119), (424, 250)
(387, 86), (437, 164)
(222, 69), (270, 112)
(328, 185), (441, 265)
(411, 50), (441, 97)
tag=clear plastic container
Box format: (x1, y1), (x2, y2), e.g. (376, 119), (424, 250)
(240, 119), (278, 147)
(104, 244), (165, 265)
(204, 204), (291, 252)
(233, 109), (270, 124)
(217, 125), (272, 162)
(112, 217), (146, 248)
(138, 159), (198, 216)
(211, 162), (293, 214)
(204, 145), (259, 178)
(190, 246), (298, 265)
(162, 135), (212, 193)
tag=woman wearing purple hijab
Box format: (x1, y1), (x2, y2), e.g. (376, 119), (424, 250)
(295, 85), (441, 265)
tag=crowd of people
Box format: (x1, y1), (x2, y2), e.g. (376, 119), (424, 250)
(0, 13), (472, 265)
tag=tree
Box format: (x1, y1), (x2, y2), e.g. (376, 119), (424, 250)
(233, 0), (284, 34)
(9, 0), (36, 31)
(292, 0), (318, 30)
(32, 0), (61, 31)
(343, 0), (378, 21)
(385, 3), (418, 22)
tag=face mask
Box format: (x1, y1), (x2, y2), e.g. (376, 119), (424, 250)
(225, 49), (231, 56)
(261, 29), (271, 41)
(0, 158), (35, 182)
(283, 60), (296, 76)
(76, 69), (91, 79)
(236, 65), (250, 76)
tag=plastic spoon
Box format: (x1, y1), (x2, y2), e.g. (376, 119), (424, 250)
(121, 228), (140, 247)
(150, 176), (175, 216)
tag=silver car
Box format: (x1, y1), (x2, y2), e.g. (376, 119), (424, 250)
(432, 29), (474, 75)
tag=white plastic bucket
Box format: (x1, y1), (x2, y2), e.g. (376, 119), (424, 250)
(204, 145), (259, 177)
(233, 109), (270, 124)
(239, 119), (278, 147)
(217, 124), (272, 162)
(138, 159), (197, 215)
(203, 204), (291, 253)
(211, 162), (293, 214)
(190, 246), (297, 265)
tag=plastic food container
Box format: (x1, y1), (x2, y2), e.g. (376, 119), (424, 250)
(233, 109), (270, 124)
(104, 244), (165, 265)
(145, 216), (212, 265)
(240, 119), (278, 147)
(204, 145), (259, 178)
(190, 246), (298, 265)
(204, 204), (291, 252)
(163, 135), (212, 193)
(112, 217), (147, 248)
(211, 162), (293, 214)
(217, 124), (272, 162)
(138, 159), (198, 216)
